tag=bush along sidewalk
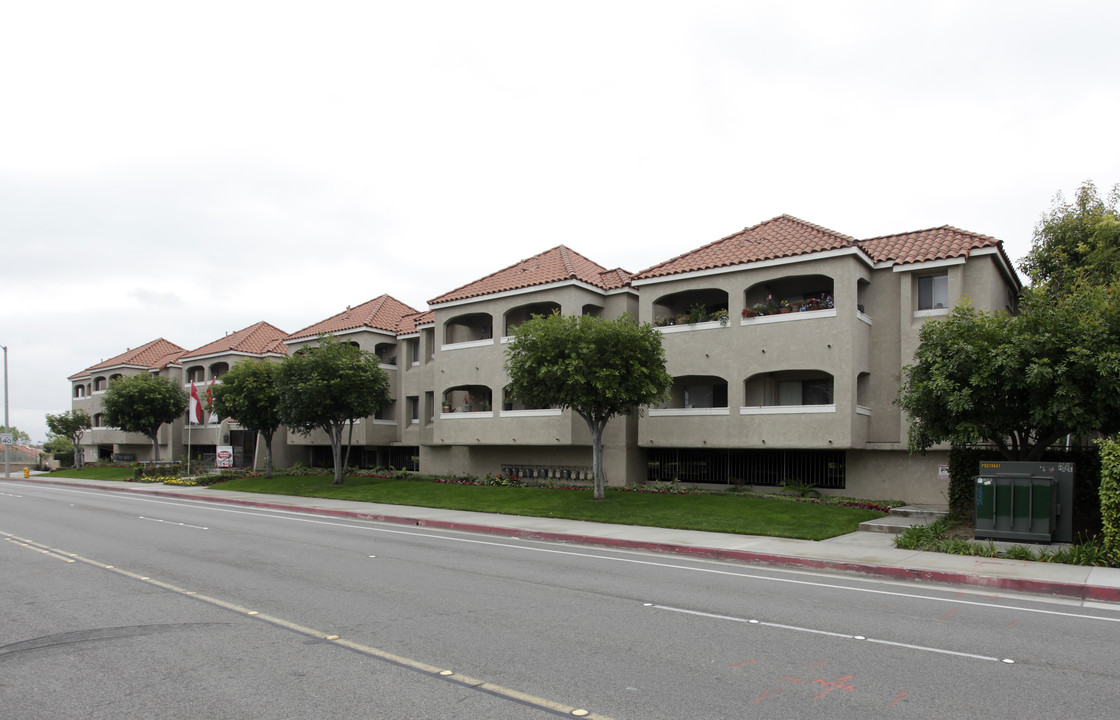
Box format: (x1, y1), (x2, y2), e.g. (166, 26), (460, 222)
(894, 515), (1118, 568)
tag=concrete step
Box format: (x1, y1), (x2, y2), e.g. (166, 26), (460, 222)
(858, 505), (949, 535)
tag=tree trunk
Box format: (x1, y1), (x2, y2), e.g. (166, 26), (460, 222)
(262, 432), (274, 479)
(73, 433), (83, 469)
(149, 430), (161, 461)
(329, 424), (344, 484)
(585, 416), (608, 500)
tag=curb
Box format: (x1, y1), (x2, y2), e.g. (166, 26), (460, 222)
(10, 477), (1120, 604)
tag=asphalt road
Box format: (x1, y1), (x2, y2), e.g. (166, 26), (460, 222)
(3, 482), (1120, 719)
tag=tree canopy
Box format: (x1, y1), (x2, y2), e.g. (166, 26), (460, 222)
(276, 335), (391, 484)
(212, 360), (284, 478)
(44, 410), (92, 469)
(1020, 180), (1120, 296)
(900, 180), (1120, 460)
(101, 374), (189, 460)
(0, 425), (32, 445)
(505, 312), (672, 499)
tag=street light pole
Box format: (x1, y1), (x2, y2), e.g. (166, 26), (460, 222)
(3, 344), (8, 479)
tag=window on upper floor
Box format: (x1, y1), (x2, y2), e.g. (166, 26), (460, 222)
(209, 362), (229, 380)
(186, 366), (205, 383)
(74, 385), (85, 398)
(93, 376), (108, 392)
(917, 274), (948, 310)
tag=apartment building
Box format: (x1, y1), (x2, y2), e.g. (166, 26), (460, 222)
(67, 215), (1019, 503)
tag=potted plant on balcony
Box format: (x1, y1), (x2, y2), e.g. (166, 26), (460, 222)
(463, 394), (474, 412)
(441, 400), (452, 413)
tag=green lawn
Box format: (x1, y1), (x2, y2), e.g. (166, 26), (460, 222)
(46, 467), (134, 481)
(214, 474), (884, 541)
(40, 468), (885, 540)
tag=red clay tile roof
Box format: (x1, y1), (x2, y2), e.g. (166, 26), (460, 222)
(286, 294), (420, 340)
(397, 310), (435, 335)
(69, 338), (186, 380)
(179, 322), (290, 360)
(428, 246), (631, 305)
(634, 215), (858, 280)
(858, 225), (1003, 265)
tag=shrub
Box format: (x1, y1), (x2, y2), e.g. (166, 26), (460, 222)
(1099, 437), (1120, 565)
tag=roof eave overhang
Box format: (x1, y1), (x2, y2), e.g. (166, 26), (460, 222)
(632, 246), (873, 287)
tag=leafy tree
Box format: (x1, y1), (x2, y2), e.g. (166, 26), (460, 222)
(0, 426), (32, 445)
(1020, 180), (1120, 296)
(505, 312), (672, 499)
(212, 360), (283, 478)
(44, 410), (91, 469)
(899, 292), (1120, 460)
(101, 374), (189, 461)
(276, 335), (391, 485)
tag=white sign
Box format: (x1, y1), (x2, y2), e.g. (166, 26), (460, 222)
(938, 463), (950, 480)
(0, 433), (13, 445)
(216, 445), (234, 469)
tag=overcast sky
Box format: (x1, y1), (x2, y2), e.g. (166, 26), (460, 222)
(3, 1), (1118, 445)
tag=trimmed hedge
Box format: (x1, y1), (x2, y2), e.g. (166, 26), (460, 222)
(1099, 438), (1120, 565)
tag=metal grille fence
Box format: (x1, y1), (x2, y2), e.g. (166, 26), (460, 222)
(646, 448), (846, 489)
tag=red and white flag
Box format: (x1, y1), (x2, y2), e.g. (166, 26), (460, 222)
(206, 378), (219, 424)
(189, 382), (203, 424)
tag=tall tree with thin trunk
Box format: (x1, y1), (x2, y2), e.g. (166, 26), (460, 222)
(276, 335), (391, 485)
(101, 374), (188, 461)
(505, 312), (671, 499)
(211, 360), (283, 478)
(45, 410), (92, 469)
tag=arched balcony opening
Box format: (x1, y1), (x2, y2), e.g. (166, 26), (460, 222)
(582, 304), (603, 317)
(856, 372), (871, 413)
(499, 385), (556, 412)
(93, 413), (104, 428)
(186, 366), (205, 383)
(374, 342), (397, 367)
(74, 384), (85, 398)
(653, 289), (729, 327)
(744, 371), (834, 408)
(93, 376), (108, 392)
(443, 312), (494, 345)
(503, 302), (560, 336)
(440, 385), (493, 414)
(661, 375), (729, 409)
(109, 373), (123, 383)
(208, 362), (229, 380)
(857, 278), (870, 316)
(743, 274), (834, 317)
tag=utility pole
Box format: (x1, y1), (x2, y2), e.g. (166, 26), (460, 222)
(2, 344), (9, 479)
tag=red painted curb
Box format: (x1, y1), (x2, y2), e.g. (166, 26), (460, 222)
(9, 477), (1120, 604)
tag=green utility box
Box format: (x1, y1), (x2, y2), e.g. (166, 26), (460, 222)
(973, 461), (1074, 544)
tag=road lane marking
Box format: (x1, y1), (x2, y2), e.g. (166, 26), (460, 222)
(0, 529), (613, 720)
(10, 484), (1120, 624)
(4, 536), (77, 562)
(643, 602), (1015, 663)
(139, 516), (209, 530)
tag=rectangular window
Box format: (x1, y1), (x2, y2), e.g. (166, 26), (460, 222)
(918, 274), (949, 310)
(408, 396), (419, 423)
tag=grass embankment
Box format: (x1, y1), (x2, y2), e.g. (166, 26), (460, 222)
(46, 467), (134, 481)
(218, 475), (881, 541)
(42, 468), (885, 540)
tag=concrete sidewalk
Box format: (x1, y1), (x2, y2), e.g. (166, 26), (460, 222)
(7, 475), (1120, 605)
